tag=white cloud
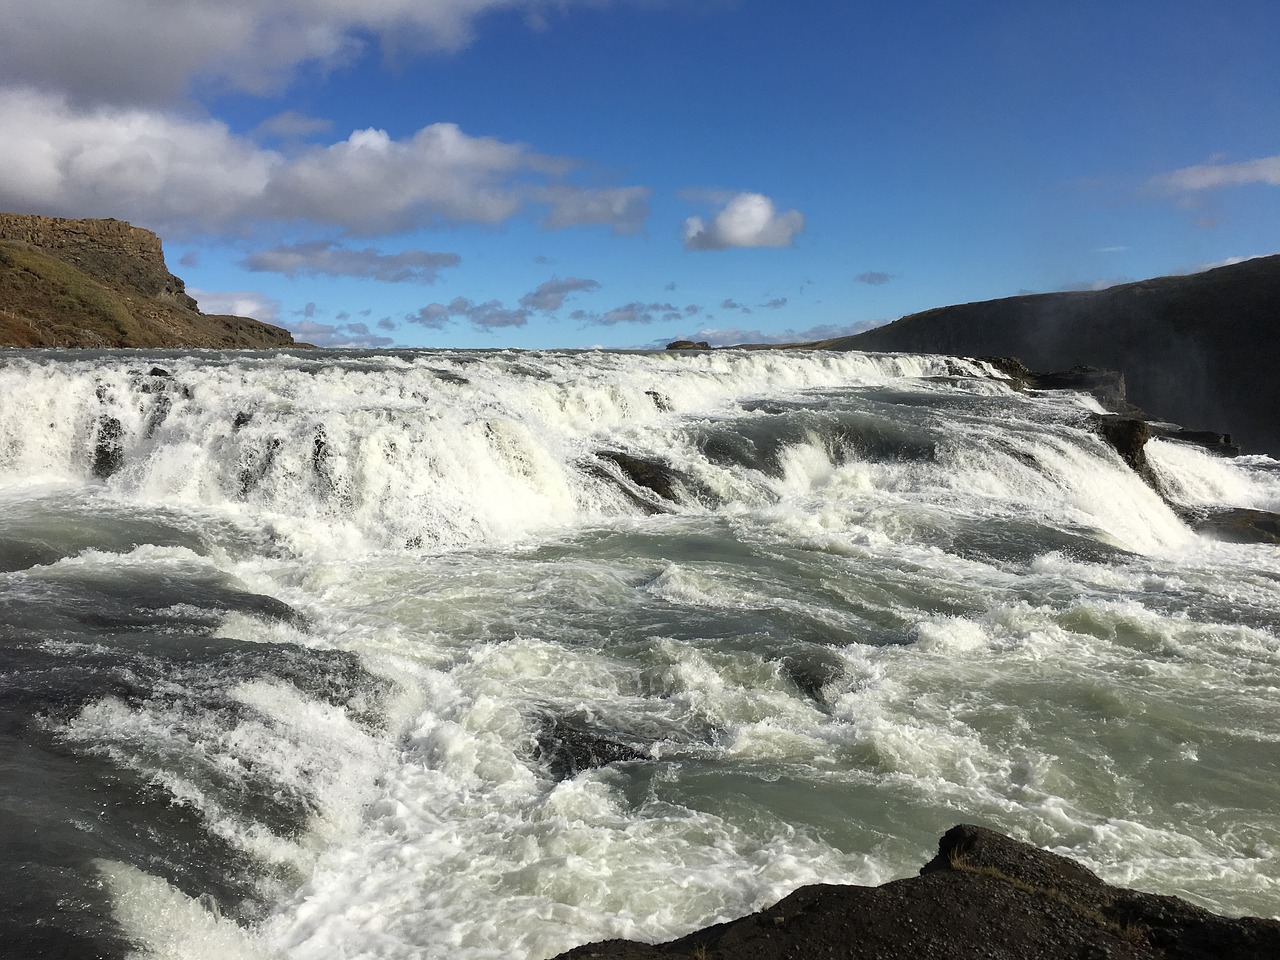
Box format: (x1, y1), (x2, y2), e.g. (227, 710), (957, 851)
(0, 88), (646, 235)
(242, 241), (461, 283)
(1153, 155), (1280, 191)
(0, 0), (619, 104)
(683, 192), (804, 251)
(187, 288), (281, 323)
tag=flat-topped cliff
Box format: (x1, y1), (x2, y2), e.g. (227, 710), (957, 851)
(0, 214), (303, 349)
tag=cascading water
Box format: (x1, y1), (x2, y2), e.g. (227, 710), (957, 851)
(1, 348), (1277, 959)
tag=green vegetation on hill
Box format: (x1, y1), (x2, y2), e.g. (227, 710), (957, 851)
(0, 213), (303, 349)
(0, 241), (152, 347)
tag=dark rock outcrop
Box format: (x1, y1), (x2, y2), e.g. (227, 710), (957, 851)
(1180, 507), (1280, 545)
(983, 357), (1138, 414)
(554, 824), (1280, 960)
(0, 213), (304, 349)
(533, 714), (649, 781)
(666, 340), (711, 350)
(586, 450), (697, 513)
(812, 256), (1280, 456)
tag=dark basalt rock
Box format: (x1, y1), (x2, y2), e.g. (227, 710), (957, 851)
(1149, 423), (1240, 457)
(645, 390), (673, 412)
(983, 357), (1139, 414)
(587, 451), (688, 512)
(1181, 506), (1280, 545)
(666, 340), (711, 350)
(1095, 415), (1152, 474)
(91, 416), (124, 479)
(554, 824), (1280, 960)
(533, 714), (649, 781)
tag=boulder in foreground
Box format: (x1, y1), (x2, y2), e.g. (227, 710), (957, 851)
(555, 824), (1280, 959)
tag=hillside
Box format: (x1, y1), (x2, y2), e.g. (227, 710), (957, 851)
(808, 256), (1280, 456)
(0, 214), (302, 349)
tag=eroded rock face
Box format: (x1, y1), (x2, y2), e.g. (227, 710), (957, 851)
(554, 824), (1280, 960)
(0, 214), (196, 308)
(0, 213), (303, 349)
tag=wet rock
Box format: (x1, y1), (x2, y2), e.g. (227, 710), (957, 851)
(554, 824), (1280, 960)
(232, 412), (252, 430)
(237, 437), (281, 496)
(586, 450), (691, 513)
(1148, 423), (1240, 457)
(983, 358), (1138, 414)
(1094, 415), (1161, 491)
(666, 340), (710, 350)
(775, 648), (846, 705)
(533, 714), (648, 781)
(645, 390), (672, 412)
(1181, 506), (1280, 545)
(91, 417), (124, 479)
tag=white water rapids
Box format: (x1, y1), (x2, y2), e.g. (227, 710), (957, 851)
(0, 348), (1277, 959)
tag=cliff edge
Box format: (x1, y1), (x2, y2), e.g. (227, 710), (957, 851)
(0, 214), (302, 349)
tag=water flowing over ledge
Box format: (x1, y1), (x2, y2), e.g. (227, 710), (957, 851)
(1, 348), (1278, 959)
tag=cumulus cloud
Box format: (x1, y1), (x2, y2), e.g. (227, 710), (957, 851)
(242, 241), (461, 283)
(0, 87), (647, 235)
(683, 192), (804, 251)
(407, 296), (530, 331)
(759, 297), (787, 309)
(187, 288), (281, 322)
(720, 298), (751, 314)
(855, 271), (892, 285)
(1153, 155), (1280, 192)
(518, 276), (601, 311)
(0, 0), (617, 104)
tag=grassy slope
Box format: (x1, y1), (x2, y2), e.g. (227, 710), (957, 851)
(0, 239), (300, 349)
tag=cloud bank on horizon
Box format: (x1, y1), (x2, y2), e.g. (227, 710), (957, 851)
(1, 0), (1277, 348)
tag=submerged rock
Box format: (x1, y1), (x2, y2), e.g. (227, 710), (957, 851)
(586, 450), (693, 512)
(533, 714), (649, 781)
(555, 824), (1280, 959)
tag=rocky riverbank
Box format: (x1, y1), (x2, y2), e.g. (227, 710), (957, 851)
(555, 825), (1280, 960)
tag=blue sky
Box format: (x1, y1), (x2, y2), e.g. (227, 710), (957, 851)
(2, 0), (1278, 348)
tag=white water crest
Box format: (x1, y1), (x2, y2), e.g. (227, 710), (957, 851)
(1, 347), (1278, 959)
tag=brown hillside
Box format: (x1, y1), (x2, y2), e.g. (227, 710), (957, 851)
(0, 214), (302, 349)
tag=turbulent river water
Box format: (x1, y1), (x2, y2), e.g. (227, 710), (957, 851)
(1, 348), (1278, 959)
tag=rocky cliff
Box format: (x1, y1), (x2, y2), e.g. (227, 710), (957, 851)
(0, 214), (302, 349)
(810, 256), (1280, 456)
